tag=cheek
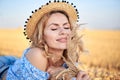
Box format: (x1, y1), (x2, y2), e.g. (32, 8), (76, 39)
(67, 30), (71, 36)
(69, 30), (71, 34)
(44, 32), (56, 44)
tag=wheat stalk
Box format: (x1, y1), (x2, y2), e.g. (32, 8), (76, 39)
(50, 24), (85, 80)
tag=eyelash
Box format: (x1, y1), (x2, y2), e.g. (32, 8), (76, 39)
(51, 28), (57, 31)
(64, 27), (70, 29)
(51, 27), (70, 31)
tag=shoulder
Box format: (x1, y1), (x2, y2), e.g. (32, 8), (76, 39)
(26, 47), (48, 71)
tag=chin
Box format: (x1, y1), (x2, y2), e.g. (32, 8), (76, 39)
(50, 44), (67, 50)
(58, 46), (67, 50)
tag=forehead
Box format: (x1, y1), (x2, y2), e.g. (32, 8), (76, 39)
(47, 13), (69, 23)
(49, 10), (69, 18)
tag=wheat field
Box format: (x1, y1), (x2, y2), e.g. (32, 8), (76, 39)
(0, 28), (120, 79)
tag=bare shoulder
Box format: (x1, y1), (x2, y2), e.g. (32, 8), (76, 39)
(26, 47), (48, 71)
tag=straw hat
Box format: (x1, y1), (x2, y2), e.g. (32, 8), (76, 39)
(24, 0), (79, 41)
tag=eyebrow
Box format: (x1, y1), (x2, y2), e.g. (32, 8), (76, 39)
(48, 23), (58, 27)
(63, 22), (69, 26)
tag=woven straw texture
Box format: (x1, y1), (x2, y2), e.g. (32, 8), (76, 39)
(26, 2), (78, 39)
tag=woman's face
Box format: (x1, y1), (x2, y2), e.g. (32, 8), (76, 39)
(44, 12), (71, 50)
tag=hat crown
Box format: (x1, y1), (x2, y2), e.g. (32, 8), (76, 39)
(24, 1), (79, 41)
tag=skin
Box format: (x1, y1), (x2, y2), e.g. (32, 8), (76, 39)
(44, 13), (71, 57)
(26, 12), (90, 80)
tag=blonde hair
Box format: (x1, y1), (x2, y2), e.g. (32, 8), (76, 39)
(30, 10), (85, 79)
(30, 10), (75, 57)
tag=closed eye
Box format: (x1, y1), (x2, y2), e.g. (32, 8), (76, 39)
(63, 22), (70, 29)
(64, 27), (70, 29)
(51, 28), (57, 31)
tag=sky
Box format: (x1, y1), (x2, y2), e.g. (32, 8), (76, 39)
(0, 0), (120, 30)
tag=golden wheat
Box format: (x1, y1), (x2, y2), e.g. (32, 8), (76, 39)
(0, 28), (29, 57)
(0, 28), (120, 79)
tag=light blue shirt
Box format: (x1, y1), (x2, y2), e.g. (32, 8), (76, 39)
(6, 48), (77, 80)
(6, 48), (50, 80)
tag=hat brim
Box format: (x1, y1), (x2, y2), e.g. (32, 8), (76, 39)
(26, 2), (78, 40)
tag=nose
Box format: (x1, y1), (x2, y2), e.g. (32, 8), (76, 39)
(59, 28), (66, 35)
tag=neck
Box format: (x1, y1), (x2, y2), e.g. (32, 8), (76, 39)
(48, 48), (64, 57)
(48, 48), (64, 66)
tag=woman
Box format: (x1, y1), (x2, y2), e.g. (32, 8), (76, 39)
(1, 1), (90, 80)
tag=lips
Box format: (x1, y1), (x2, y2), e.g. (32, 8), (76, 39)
(56, 37), (67, 43)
